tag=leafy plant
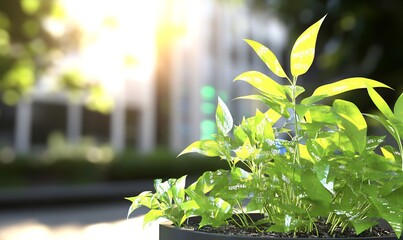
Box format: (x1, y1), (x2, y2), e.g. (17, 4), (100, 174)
(127, 15), (403, 238)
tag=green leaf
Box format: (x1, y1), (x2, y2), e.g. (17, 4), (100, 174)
(301, 169), (332, 216)
(290, 15), (326, 77)
(244, 39), (288, 78)
(234, 138), (254, 159)
(350, 219), (378, 235)
(265, 108), (282, 124)
(381, 147), (397, 162)
(394, 93), (403, 119)
(367, 85), (395, 119)
(190, 170), (229, 195)
(303, 105), (338, 125)
(235, 94), (290, 118)
(154, 179), (172, 204)
(180, 200), (199, 212)
(301, 77), (392, 105)
(283, 85), (305, 99)
(233, 125), (248, 143)
(314, 162), (335, 194)
(366, 136), (386, 151)
(369, 196), (403, 238)
(178, 140), (220, 157)
(172, 175), (187, 204)
(307, 137), (332, 162)
(143, 209), (163, 227)
(333, 100), (367, 153)
(255, 110), (275, 141)
(216, 97), (233, 136)
(365, 114), (400, 144)
(364, 114), (403, 168)
(234, 71), (286, 98)
(125, 191), (153, 218)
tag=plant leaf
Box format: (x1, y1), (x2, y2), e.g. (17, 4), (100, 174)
(234, 71), (286, 98)
(333, 100), (367, 153)
(290, 15), (326, 77)
(216, 97), (233, 136)
(301, 77), (392, 105)
(178, 140), (220, 157)
(351, 219), (378, 235)
(172, 175), (187, 204)
(301, 169), (332, 216)
(125, 191), (153, 218)
(265, 108), (282, 124)
(369, 196), (403, 238)
(367, 85), (395, 119)
(235, 94), (290, 118)
(244, 39), (288, 78)
(143, 209), (164, 227)
(364, 113), (403, 169)
(394, 93), (403, 119)
(283, 85), (305, 99)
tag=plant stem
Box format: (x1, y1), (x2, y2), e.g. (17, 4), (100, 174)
(292, 76), (300, 164)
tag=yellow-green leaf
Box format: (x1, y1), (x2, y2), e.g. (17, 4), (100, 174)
(367, 85), (395, 119)
(290, 15), (326, 77)
(235, 94), (290, 118)
(244, 39), (288, 78)
(143, 209), (163, 227)
(301, 77), (392, 105)
(265, 108), (282, 124)
(333, 100), (367, 153)
(178, 140), (220, 157)
(234, 71), (286, 98)
(299, 144), (313, 162)
(394, 93), (403, 119)
(234, 139), (253, 159)
(381, 147), (396, 161)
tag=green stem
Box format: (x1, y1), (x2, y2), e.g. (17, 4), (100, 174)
(292, 76), (300, 164)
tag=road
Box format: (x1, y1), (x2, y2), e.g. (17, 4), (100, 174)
(0, 201), (160, 240)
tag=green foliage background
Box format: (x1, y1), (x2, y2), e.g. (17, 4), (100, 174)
(0, 0), (56, 104)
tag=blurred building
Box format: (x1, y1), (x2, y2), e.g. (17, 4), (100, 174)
(166, 0), (287, 151)
(0, 0), (287, 154)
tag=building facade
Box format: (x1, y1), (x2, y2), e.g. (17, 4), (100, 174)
(0, 0), (287, 154)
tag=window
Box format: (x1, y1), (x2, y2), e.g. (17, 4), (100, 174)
(31, 102), (67, 146)
(125, 108), (140, 148)
(82, 108), (110, 144)
(0, 101), (16, 146)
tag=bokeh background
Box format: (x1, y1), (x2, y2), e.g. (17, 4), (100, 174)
(0, 0), (402, 239)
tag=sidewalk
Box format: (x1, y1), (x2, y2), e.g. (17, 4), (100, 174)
(0, 180), (166, 240)
(0, 201), (160, 240)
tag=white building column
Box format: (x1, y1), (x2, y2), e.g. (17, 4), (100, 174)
(139, 82), (155, 151)
(110, 97), (125, 152)
(15, 97), (32, 153)
(66, 101), (82, 143)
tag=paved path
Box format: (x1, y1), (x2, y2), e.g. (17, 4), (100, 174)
(0, 201), (160, 240)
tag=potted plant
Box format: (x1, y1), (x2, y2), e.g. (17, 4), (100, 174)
(126, 15), (403, 239)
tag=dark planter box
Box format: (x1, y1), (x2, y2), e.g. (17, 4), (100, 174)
(159, 214), (402, 240)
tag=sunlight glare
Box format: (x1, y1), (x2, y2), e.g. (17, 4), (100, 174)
(57, 0), (159, 94)
(0, 215), (159, 240)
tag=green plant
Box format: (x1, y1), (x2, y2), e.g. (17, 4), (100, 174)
(127, 15), (403, 238)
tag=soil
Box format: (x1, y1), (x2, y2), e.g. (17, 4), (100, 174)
(187, 219), (395, 238)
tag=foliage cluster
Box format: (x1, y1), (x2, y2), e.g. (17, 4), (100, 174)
(127, 16), (403, 238)
(0, 0), (113, 112)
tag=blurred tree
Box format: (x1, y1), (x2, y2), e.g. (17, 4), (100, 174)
(0, 0), (57, 105)
(250, 0), (403, 111)
(0, 0), (113, 113)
